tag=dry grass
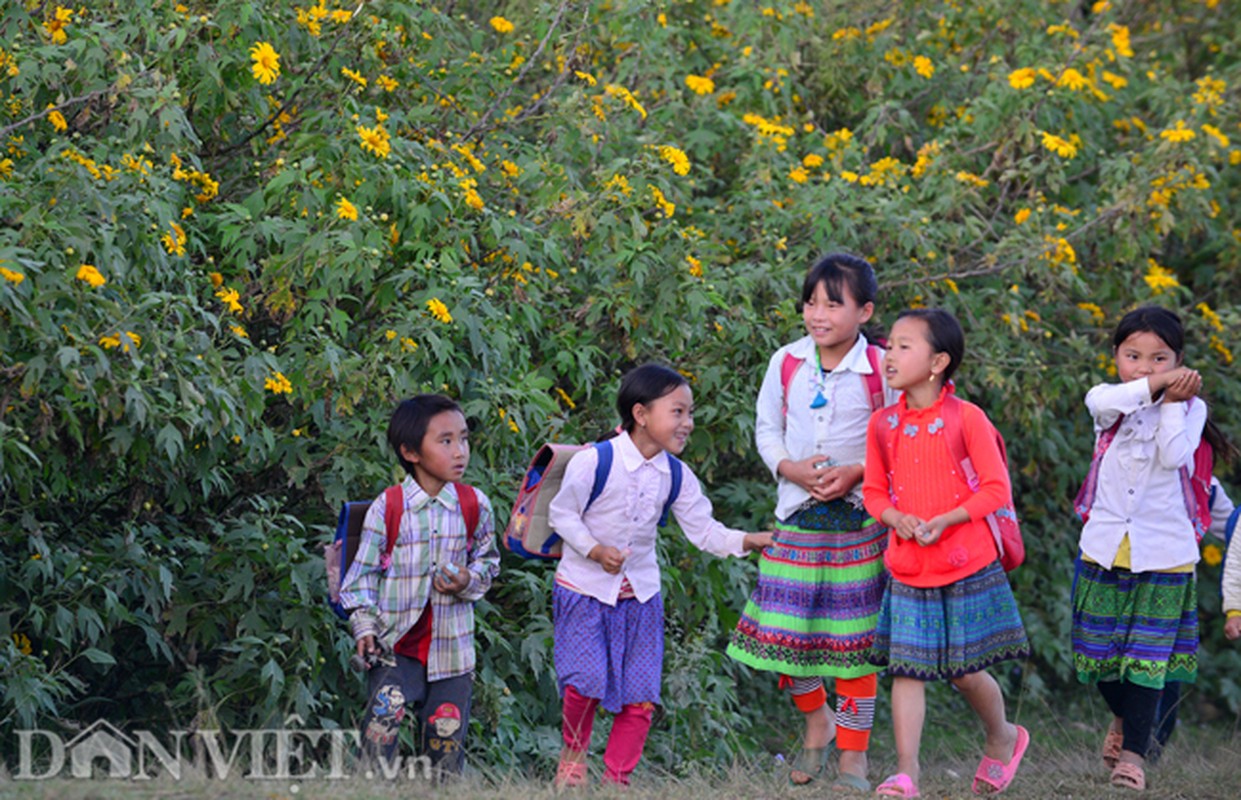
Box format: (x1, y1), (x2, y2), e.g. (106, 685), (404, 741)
(3, 705), (1240, 800)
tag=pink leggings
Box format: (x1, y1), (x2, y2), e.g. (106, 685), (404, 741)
(562, 685), (653, 785)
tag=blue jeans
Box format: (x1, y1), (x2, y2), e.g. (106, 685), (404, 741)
(359, 653), (472, 776)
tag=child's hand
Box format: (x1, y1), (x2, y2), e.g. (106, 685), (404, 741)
(779, 456), (833, 494)
(1225, 615), (1241, 641)
(432, 561), (471, 595)
(915, 516), (949, 547)
(888, 512), (924, 541)
(356, 634), (378, 661)
(588, 544), (626, 574)
(1161, 368), (1201, 403)
(812, 464), (865, 502)
(744, 531), (775, 552)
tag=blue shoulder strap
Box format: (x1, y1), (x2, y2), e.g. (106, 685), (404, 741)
(584, 440), (613, 513)
(1227, 505), (1240, 548)
(659, 455), (683, 528)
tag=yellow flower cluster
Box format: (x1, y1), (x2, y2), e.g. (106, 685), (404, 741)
(76, 264), (106, 288)
(650, 186), (675, 218)
(250, 42), (280, 85)
(1193, 75), (1226, 109)
(216, 286), (244, 314)
(451, 143), (486, 173)
(427, 298), (453, 324)
(357, 124), (391, 158)
(955, 171), (989, 189)
(161, 222), (187, 256)
(44, 6), (73, 44)
(910, 140), (940, 179)
(1041, 131), (1079, 159)
(1197, 302), (1224, 332)
(1147, 165), (1210, 214)
(99, 331), (141, 353)
(604, 173), (632, 197)
(12, 632), (32, 656)
(342, 67), (368, 89)
(555, 387), (576, 409)
(1008, 68), (1036, 89)
(0, 47), (18, 78)
(1210, 335), (1234, 365)
(296, 1), (330, 36)
(1202, 124), (1229, 148)
(575, 70), (597, 87)
(1042, 236), (1077, 268)
(48, 106), (67, 132)
(265, 371), (294, 395)
(170, 154), (219, 203)
(1143, 260), (1179, 294)
(1077, 302), (1105, 322)
(1159, 120), (1195, 143)
(336, 197), (358, 221)
(685, 75), (715, 95)
(686, 255), (703, 278)
(604, 85), (647, 119)
(913, 56), (934, 79)
(490, 16), (515, 34)
(743, 113), (795, 150)
(1, 263), (25, 284)
(659, 145), (691, 176)
(1014, 208), (1032, 225)
(1108, 24), (1134, 58)
(788, 166), (809, 184)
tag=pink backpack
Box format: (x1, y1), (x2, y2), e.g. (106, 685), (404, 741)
(873, 393), (1025, 572)
(1074, 398), (1213, 540)
(779, 343), (886, 415)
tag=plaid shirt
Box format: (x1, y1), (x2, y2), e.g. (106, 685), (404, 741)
(339, 478), (500, 680)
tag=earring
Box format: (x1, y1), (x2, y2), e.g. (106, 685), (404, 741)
(929, 372), (937, 383)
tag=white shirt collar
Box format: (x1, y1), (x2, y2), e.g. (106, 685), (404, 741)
(788, 333), (874, 374)
(615, 429), (671, 474)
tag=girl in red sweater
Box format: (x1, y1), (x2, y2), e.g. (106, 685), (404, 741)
(862, 309), (1030, 797)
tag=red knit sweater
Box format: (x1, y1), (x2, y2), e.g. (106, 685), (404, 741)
(862, 387), (1009, 588)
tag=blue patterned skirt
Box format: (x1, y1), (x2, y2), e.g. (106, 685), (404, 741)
(871, 561), (1029, 680)
(553, 586), (664, 713)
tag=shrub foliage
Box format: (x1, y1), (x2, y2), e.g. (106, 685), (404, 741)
(2, 0), (1239, 772)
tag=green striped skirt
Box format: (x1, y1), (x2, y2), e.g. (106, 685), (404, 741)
(726, 499), (886, 679)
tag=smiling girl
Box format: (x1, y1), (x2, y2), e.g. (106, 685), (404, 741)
(547, 363), (773, 788)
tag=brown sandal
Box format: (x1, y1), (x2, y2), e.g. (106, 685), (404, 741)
(1101, 728), (1123, 769)
(1110, 761), (1146, 791)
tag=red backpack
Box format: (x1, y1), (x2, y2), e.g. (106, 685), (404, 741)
(1074, 398), (1213, 540)
(873, 393), (1025, 572)
(779, 343), (886, 414)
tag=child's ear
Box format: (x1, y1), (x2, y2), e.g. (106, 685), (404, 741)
(932, 351), (951, 377)
(399, 443), (421, 464)
(858, 301), (875, 324)
(631, 402), (648, 429)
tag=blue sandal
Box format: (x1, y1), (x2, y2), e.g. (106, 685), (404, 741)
(788, 744), (833, 785)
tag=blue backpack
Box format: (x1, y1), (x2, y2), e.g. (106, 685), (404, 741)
(504, 439), (683, 559)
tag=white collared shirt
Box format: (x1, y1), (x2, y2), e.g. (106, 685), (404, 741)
(755, 334), (899, 520)
(547, 431), (749, 605)
(1078, 379), (1207, 572)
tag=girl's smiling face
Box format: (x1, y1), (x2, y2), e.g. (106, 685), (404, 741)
(631, 384), (694, 457)
(883, 316), (949, 391)
(801, 280), (873, 355)
(1115, 330), (1181, 384)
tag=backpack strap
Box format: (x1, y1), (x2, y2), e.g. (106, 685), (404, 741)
(454, 482), (480, 549)
(941, 395), (990, 491)
(1227, 504), (1241, 549)
(862, 344), (885, 412)
(379, 484), (404, 570)
(585, 440), (614, 513)
(780, 352), (803, 416)
(1074, 417), (1122, 522)
(659, 455), (683, 527)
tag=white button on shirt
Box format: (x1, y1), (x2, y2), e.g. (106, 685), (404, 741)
(1078, 378), (1207, 572)
(547, 431), (749, 606)
(754, 334), (899, 520)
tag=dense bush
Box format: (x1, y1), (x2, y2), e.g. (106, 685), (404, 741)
(2, 0), (1238, 773)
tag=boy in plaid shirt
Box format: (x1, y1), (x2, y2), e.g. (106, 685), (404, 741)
(340, 394), (500, 776)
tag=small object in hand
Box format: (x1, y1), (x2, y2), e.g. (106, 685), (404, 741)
(441, 562), (460, 576)
(350, 648), (381, 673)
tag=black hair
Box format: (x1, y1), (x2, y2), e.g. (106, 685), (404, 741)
(1111, 305), (1236, 466)
(388, 394), (464, 477)
(1112, 305), (1184, 355)
(615, 363), (689, 434)
(895, 307), (965, 385)
(795, 252), (879, 313)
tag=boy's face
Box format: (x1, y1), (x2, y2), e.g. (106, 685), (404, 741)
(400, 409), (470, 493)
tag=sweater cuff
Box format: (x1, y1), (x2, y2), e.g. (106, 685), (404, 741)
(1227, 610), (1241, 619)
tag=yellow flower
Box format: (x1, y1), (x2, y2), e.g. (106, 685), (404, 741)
(1203, 543), (1223, 567)
(1108, 24), (1134, 58)
(249, 42), (281, 85)
(230, 324), (249, 338)
(500, 160), (521, 178)
(660, 145), (691, 176)
(48, 107), (67, 132)
(686, 255), (703, 278)
(75, 264), (106, 288)
(1056, 68), (1089, 91)
(1041, 131), (1078, 158)
(490, 16), (515, 34)
(604, 85), (647, 119)
(377, 75), (399, 92)
(1101, 71), (1128, 90)
(803, 153), (824, 168)
(0, 264), (24, 285)
(913, 56), (934, 79)
(1144, 260), (1179, 294)
(1210, 334), (1234, 365)
(1202, 124), (1230, 148)
(955, 171), (990, 188)
(1077, 302), (1105, 322)
(264, 371), (293, 395)
(426, 298), (453, 324)
(215, 286), (244, 314)
(574, 70), (597, 87)
(1160, 121), (1195, 143)
(1042, 236), (1077, 267)
(650, 186), (675, 218)
(356, 124), (391, 158)
(555, 387), (576, 409)
(788, 166), (810, 184)
(161, 222), (187, 256)
(840, 170), (859, 183)
(1014, 208), (1031, 225)
(605, 174), (632, 197)
(685, 74), (715, 95)
(44, 6), (73, 44)
(100, 331), (141, 353)
(12, 632), (32, 655)
(341, 67), (368, 88)
(336, 197), (359, 221)
(1197, 302), (1224, 332)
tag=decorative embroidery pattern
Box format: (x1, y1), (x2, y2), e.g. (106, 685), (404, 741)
(927, 418), (944, 435)
(903, 424), (919, 438)
(887, 413), (899, 430)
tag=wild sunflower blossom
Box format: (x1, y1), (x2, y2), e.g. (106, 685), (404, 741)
(48, 106), (67, 132)
(264, 371), (294, 395)
(660, 145), (691, 176)
(685, 74), (715, 95)
(1159, 121), (1195, 143)
(249, 42), (281, 85)
(76, 264), (106, 288)
(490, 16), (514, 34)
(1008, 68), (1036, 89)
(1, 264), (26, 284)
(356, 124), (391, 158)
(161, 222), (187, 256)
(1056, 68), (1089, 91)
(426, 298), (453, 324)
(913, 56), (934, 79)
(336, 197), (358, 221)
(100, 331), (141, 353)
(216, 287), (244, 314)
(44, 6), (73, 44)
(1143, 260), (1179, 294)
(1041, 131), (1078, 158)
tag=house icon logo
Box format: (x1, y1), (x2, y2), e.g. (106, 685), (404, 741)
(64, 720), (138, 779)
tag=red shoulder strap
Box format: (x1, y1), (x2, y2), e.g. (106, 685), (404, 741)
(862, 345), (885, 411)
(780, 352), (803, 416)
(454, 482), (480, 548)
(942, 395), (980, 489)
(382, 484), (404, 559)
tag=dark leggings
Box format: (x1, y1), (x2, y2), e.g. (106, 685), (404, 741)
(1097, 680), (1161, 758)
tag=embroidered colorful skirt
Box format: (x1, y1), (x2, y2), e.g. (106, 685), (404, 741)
(727, 499), (887, 679)
(553, 586), (664, 714)
(871, 560), (1029, 680)
(1071, 560), (1198, 689)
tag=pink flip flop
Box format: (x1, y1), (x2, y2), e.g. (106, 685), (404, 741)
(972, 724), (1030, 794)
(876, 773), (920, 798)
